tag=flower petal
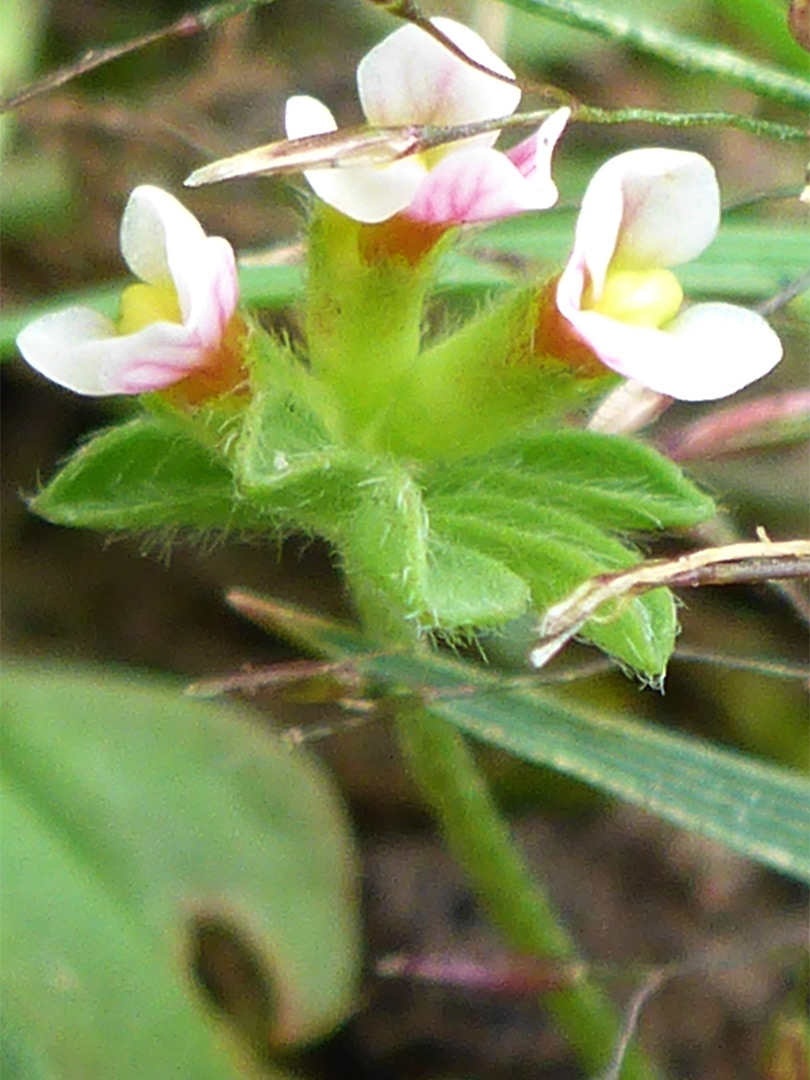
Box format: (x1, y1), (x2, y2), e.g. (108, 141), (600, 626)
(16, 307), (207, 396)
(505, 108), (570, 182)
(557, 283), (782, 400)
(659, 302), (783, 399)
(120, 185), (208, 287)
(285, 94), (427, 223)
(174, 234), (239, 350)
(120, 185), (238, 351)
(407, 144), (558, 224)
(574, 149), (720, 297)
(358, 17), (520, 132)
(284, 93), (337, 140)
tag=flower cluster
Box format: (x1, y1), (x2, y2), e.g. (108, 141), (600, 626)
(17, 186), (242, 399)
(17, 18), (782, 409)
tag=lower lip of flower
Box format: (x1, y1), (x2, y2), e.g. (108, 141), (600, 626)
(583, 268), (684, 329)
(117, 282), (183, 334)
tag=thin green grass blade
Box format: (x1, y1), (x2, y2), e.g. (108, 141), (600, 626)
(497, 0), (810, 106)
(246, 599), (810, 883)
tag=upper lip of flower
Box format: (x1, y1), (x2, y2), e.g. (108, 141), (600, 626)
(282, 17), (568, 225)
(185, 18), (569, 227)
(16, 185), (239, 397)
(555, 148), (783, 401)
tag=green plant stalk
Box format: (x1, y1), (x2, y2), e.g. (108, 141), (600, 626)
(304, 204), (450, 447)
(496, 0), (810, 108)
(571, 107), (806, 144)
(452, 104), (806, 144)
(356, 552), (660, 1076)
(394, 702), (661, 1079)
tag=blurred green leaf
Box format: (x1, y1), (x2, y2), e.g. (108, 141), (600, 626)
(1, 663), (360, 1078)
(0, 0), (46, 155)
(460, 216), (809, 300)
(247, 597), (810, 883)
(496, 0), (810, 105)
(714, 0), (809, 74)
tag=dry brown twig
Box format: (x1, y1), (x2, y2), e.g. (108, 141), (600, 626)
(0, 0), (276, 113)
(530, 537), (810, 670)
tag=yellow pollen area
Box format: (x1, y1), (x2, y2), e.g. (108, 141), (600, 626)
(117, 283), (182, 335)
(584, 268), (683, 329)
(419, 145), (449, 172)
(417, 135), (478, 173)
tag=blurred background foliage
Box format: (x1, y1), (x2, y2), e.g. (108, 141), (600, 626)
(1, 1), (808, 1077)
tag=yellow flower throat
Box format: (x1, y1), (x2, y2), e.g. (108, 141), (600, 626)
(584, 268), (683, 329)
(118, 283), (182, 334)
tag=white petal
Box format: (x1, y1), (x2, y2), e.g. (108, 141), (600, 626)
(17, 308), (119, 394)
(661, 303), (783, 399)
(16, 306), (207, 396)
(285, 94), (338, 140)
(308, 158), (428, 223)
(285, 96), (427, 222)
(566, 170), (624, 301)
(285, 94), (426, 223)
(576, 150), (719, 296)
(121, 185), (238, 344)
(407, 145), (557, 224)
(120, 185), (208, 286)
(358, 17), (520, 131)
(171, 234), (239, 349)
(557, 285), (782, 400)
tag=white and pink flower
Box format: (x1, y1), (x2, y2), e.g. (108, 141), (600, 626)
(17, 186), (241, 397)
(555, 148), (782, 400)
(285, 18), (569, 225)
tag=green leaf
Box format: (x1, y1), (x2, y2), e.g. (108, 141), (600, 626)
(426, 430), (716, 531)
(496, 0), (810, 107)
(426, 539), (531, 629)
(429, 493), (675, 677)
(238, 372), (533, 634)
(29, 417), (244, 532)
(248, 599), (810, 883)
(713, 0), (810, 75)
(1, 663), (360, 1078)
(239, 400), (697, 668)
(426, 669), (810, 883)
(423, 428), (717, 676)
